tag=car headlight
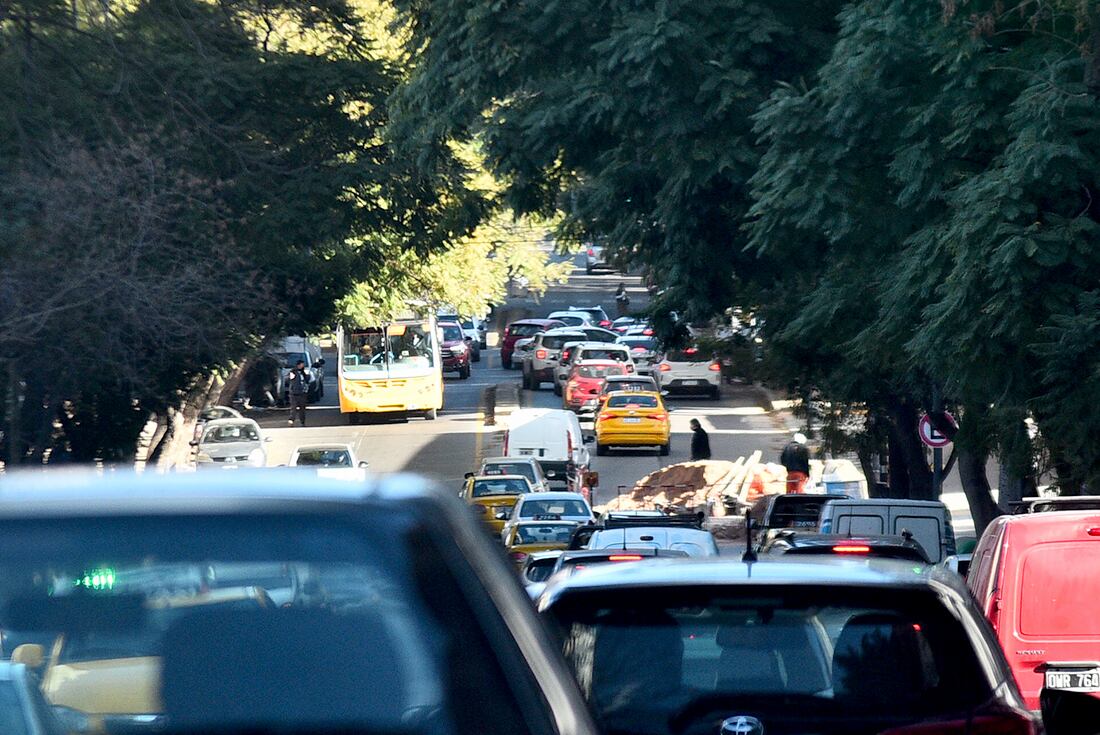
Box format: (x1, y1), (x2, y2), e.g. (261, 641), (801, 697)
(53, 706), (91, 733)
(452, 343), (467, 354)
(247, 448), (266, 467)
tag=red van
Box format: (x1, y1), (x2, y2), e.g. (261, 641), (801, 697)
(968, 510), (1100, 710)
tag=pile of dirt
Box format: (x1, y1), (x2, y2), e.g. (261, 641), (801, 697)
(598, 460), (743, 514)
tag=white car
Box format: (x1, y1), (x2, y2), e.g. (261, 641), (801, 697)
(289, 444), (369, 480)
(479, 456), (552, 492)
(654, 346), (721, 398)
(192, 418), (271, 469)
(460, 316), (489, 349)
(193, 405), (243, 441)
(616, 335), (660, 375)
(584, 244), (609, 275)
(500, 491), (595, 542)
(587, 525), (720, 557)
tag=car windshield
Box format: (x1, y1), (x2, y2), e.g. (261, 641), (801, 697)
(482, 463), (536, 482)
(202, 424), (259, 443)
(578, 364), (628, 379)
(515, 524), (576, 545)
(620, 338), (656, 351)
(519, 499), (589, 518)
(578, 348), (628, 362)
(549, 587), (992, 735)
(472, 478), (528, 497)
(0, 510), (523, 734)
(553, 315), (586, 327)
(440, 325), (464, 342)
(606, 394), (659, 409)
(460, 320), (475, 329)
(294, 449), (351, 467)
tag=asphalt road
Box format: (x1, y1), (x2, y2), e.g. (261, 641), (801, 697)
(243, 255), (796, 508)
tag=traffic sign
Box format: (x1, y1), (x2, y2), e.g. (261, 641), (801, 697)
(918, 413), (955, 449)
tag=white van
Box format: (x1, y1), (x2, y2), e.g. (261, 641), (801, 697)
(817, 499), (957, 563)
(504, 409), (591, 491)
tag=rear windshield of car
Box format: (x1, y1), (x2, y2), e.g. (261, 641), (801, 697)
(472, 478), (529, 497)
(542, 335), (583, 349)
(482, 463), (536, 482)
(508, 323), (544, 337)
(548, 586), (991, 734)
(571, 308), (608, 321)
(519, 499), (589, 518)
(516, 524), (577, 545)
(769, 498), (834, 528)
(620, 338), (656, 350)
(602, 380), (655, 394)
(582, 330), (618, 343)
(578, 364), (628, 379)
(295, 449), (351, 467)
(606, 394), (659, 408)
(665, 348), (706, 362)
(578, 348), (628, 361)
(203, 424), (259, 443)
(0, 512), (529, 735)
(1019, 542), (1100, 636)
(553, 315), (587, 326)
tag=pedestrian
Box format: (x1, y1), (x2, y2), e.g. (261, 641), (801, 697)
(689, 418), (711, 461)
(614, 283), (630, 318)
(287, 360), (310, 426)
(780, 433), (811, 493)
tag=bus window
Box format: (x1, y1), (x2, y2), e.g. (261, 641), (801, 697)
(387, 324), (436, 376)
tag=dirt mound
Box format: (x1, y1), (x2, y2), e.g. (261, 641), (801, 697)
(598, 460), (742, 513)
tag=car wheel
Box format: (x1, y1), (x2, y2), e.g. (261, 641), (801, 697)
(586, 265), (593, 275)
(596, 443), (608, 456)
(472, 349), (481, 363)
(553, 383), (562, 396)
(710, 386), (721, 400)
(461, 365), (471, 379)
(318, 380), (324, 398)
(424, 408), (437, 420)
(659, 442), (670, 456)
(503, 357), (512, 370)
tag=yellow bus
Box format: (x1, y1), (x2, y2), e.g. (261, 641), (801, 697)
(336, 316), (443, 422)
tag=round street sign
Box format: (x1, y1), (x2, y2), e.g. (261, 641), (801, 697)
(918, 413), (955, 449)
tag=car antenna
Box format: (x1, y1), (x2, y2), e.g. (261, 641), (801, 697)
(742, 509), (758, 563)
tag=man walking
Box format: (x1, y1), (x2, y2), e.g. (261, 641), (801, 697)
(690, 418), (711, 461)
(780, 433), (811, 492)
(287, 360), (310, 426)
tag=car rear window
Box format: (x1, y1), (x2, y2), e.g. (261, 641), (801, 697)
(769, 498), (832, 529)
(548, 586), (991, 735)
(508, 323), (543, 337)
(606, 394), (659, 408)
(482, 463), (536, 482)
(1019, 542), (1100, 636)
(472, 478), (529, 497)
(578, 364), (628, 379)
(516, 524), (577, 545)
(0, 512), (530, 735)
(519, 499), (589, 518)
(578, 348), (628, 362)
(665, 348), (707, 362)
(542, 335), (582, 349)
(602, 380), (656, 394)
(583, 330), (619, 343)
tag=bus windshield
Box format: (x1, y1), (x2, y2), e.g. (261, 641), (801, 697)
(343, 323), (437, 378)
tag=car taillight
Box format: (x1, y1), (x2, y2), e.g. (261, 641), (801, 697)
(643, 328), (653, 335)
(645, 414), (667, 421)
(562, 349), (572, 361)
(684, 347), (698, 354)
(658, 363), (671, 372)
(832, 545), (871, 554)
(536, 349), (548, 359)
(599, 320), (611, 328)
(1088, 527), (1100, 536)
(878, 711), (1035, 735)
(631, 346), (646, 352)
(709, 362), (721, 371)
(597, 413), (613, 421)
(609, 554), (644, 562)
(587, 248), (594, 256)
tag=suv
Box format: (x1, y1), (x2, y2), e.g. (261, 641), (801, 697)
(501, 318), (564, 369)
(539, 558), (1036, 735)
(522, 328), (586, 390)
(554, 342), (634, 395)
(563, 360), (630, 412)
(0, 471), (598, 735)
(654, 346), (721, 398)
(438, 321), (471, 379)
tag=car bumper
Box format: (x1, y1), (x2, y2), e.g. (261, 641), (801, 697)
(661, 378), (718, 392)
(442, 356), (469, 370)
(529, 366), (555, 380)
(596, 426), (669, 446)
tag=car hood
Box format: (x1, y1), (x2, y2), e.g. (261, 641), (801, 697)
(199, 442), (261, 458)
(45, 657), (161, 715)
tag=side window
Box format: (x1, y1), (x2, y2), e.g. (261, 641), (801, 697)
(838, 514), (884, 536)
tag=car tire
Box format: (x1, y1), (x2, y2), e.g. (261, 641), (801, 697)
(503, 357), (512, 370)
(596, 443), (608, 456)
(659, 442), (670, 456)
(462, 365), (471, 379)
(710, 386), (721, 400)
(471, 349), (481, 363)
(586, 265), (593, 275)
(554, 383), (562, 396)
(425, 408), (438, 420)
(318, 380), (325, 398)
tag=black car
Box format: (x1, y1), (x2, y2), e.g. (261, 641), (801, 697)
(539, 558), (1038, 735)
(0, 471), (598, 735)
(748, 492), (850, 549)
(761, 531), (932, 563)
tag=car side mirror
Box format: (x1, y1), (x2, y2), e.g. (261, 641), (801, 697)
(583, 435), (595, 444)
(313, 359), (325, 368)
(358, 461), (370, 469)
(188, 440), (199, 447)
(494, 508), (512, 521)
(11, 644), (44, 669)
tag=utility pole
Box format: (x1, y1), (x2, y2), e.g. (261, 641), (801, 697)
(931, 384), (943, 499)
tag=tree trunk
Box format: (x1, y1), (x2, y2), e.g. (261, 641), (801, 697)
(958, 446), (1002, 536)
(887, 431), (910, 499)
(886, 397), (934, 500)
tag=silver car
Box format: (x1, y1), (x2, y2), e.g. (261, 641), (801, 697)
(192, 418), (271, 469)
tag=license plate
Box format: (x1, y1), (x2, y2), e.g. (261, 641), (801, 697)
(1046, 669), (1100, 691)
(518, 449), (535, 456)
(622, 418), (641, 424)
(683, 380), (701, 386)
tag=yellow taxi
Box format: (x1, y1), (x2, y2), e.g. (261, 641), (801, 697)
(504, 519), (580, 568)
(13, 586), (271, 733)
(594, 391), (670, 456)
(461, 474), (533, 535)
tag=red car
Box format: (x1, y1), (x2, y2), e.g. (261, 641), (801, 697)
(439, 321), (471, 379)
(563, 361), (629, 413)
(968, 509), (1100, 710)
(501, 319), (564, 369)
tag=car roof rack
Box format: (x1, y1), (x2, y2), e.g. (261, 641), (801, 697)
(598, 513), (705, 530)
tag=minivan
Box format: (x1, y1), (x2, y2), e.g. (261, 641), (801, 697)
(818, 498), (956, 563)
(968, 510), (1100, 710)
(504, 409), (591, 493)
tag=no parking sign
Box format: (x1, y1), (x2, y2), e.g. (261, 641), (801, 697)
(918, 413), (955, 448)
